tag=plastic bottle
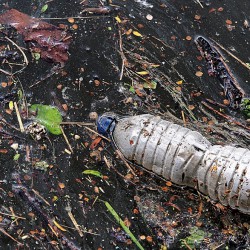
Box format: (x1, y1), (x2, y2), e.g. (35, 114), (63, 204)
(97, 113), (250, 215)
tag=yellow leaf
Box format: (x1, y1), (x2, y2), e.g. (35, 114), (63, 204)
(9, 101), (14, 110)
(133, 31), (143, 37)
(176, 80), (183, 85)
(151, 64), (160, 68)
(136, 71), (149, 75)
(53, 220), (67, 232)
(115, 16), (121, 23)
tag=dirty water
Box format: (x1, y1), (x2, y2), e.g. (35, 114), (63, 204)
(0, 0), (250, 249)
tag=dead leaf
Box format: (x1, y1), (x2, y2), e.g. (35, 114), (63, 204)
(226, 19), (232, 25)
(0, 9), (71, 64)
(195, 71), (203, 77)
(58, 182), (65, 189)
(90, 137), (102, 150)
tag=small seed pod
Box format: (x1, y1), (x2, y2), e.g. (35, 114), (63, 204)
(97, 113), (250, 215)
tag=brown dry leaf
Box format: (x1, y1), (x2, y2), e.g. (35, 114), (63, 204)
(72, 24), (78, 30)
(166, 181), (172, 186)
(125, 29), (133, 35)
(1, 82), (7, 88)
(187, 207), (193, 214)
(90, 137), (102, 150)
(58, 182), (65, 189)
(226, 19), (232, 25)
(185, 35), (192, 41)
(195, 71), (203, 77)
(175, 86), (182, 92)
(67, 17), (75, 23)
(135, 88), (144, 97)
(176, 80), (183, 85)
(0, 9), (71, 64)
(223, 99), (230, 105)
(146, 236), (153, 243)
(0, 149), (8, 154)
(161, 186), (169, 192)
(188, 105), (195, 110)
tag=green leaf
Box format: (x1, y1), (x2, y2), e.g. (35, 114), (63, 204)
(82, 170), (103, 178)
(104, 201), (144, 250)
(32, 52), (41, 61)
(41, 4), (48, 13)
(129, 86), (135, 93)
(143, 81), (157, 89)
(13, 153), (20, 161)
(180, 227), (206, 249)
(29, 104), (62, 135)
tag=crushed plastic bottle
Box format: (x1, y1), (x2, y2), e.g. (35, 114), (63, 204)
(97, 113), (250, 215)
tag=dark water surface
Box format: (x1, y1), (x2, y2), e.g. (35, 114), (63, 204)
(0, 0), (250, 249)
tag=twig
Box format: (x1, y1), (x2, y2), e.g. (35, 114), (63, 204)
(210, 38), (250, 71)
(9, 207), (18, 225)
(65, 204), (83, 237)
(60, 122), (95, 126)
(202, 101), (250, 130)
(115, 149), (137, 176)
(118, 29), (126, 80)
(0, 68), (12, 75)
(14, 102), (25, 132)
(41, 16), (110, 20)
(32, 189), (51, 206)
(182, 239), (192, 250)
(181, 110), (186, 126)
(4, 36), (28, 66)
(60, 126), (73, 154)
(194, 0), (204, 8)
(0, 211), (26, 220)
(0, 227), (23, 245)
(83, 126), (111, 142)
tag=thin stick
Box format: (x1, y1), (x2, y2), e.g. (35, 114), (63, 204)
(0, 211), (26, 220)
(32, 189), (51, 206)
(14, 102), (25, 132)
(211, 38), (250, 71)
(60, 126), (73, 153)
(41, 16), (110, 20)
(118, 29), (126, 80)
(181, 110), (186, 126)
(83, 126), (111, 142)
(0, 68), (12, 75)
(202, 101), (250, 130)
(4, 36), (28, 66)
(116, 149), (137, 176)
(65, 204), (83, 237)
(9, 207), (18, 225)
(194, 0), (204, 8)
(60, 122), (95, 126)
(0, 227), (23, 245)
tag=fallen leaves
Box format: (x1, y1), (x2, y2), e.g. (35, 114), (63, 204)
(0, 9), (71, 64)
